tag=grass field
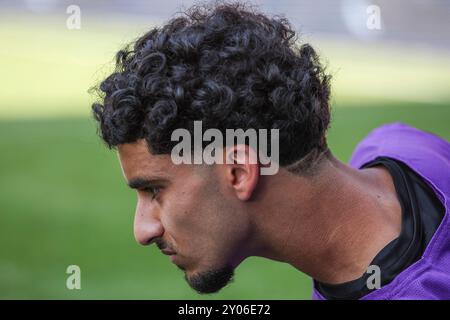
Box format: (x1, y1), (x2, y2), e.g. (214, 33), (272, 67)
(1, 102), (449, 299)
(0, 13), (449, 299)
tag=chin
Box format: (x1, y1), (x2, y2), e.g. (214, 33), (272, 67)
(184, 265), (235, 294)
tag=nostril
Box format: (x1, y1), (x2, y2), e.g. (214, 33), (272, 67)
(137, 237), (153, 246)
(144, 237), (157, 246)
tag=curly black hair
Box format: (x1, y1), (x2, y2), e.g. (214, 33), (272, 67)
(92, 1), (331, 170)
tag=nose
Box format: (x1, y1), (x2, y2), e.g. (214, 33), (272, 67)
(133, 199), (164, 246)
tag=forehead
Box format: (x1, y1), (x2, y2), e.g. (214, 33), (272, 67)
(117, 139), (175, 181)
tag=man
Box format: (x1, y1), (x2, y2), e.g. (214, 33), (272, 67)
(92, 2), (450, 299)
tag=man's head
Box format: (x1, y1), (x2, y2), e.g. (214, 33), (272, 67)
(117, 139), (257, 293)
(92, 2), (331, 293)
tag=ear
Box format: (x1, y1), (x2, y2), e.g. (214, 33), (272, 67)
(223, 144), (260, 201)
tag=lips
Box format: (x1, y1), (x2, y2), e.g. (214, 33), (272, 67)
(161, 248), (176, 256)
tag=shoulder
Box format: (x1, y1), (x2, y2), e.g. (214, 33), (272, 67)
(349, 122), (449, 168)
(349, 122), (450, 198)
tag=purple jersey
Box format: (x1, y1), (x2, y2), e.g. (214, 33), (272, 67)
(313, 122), (450, 300)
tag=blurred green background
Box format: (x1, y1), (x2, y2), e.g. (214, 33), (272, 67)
(1, 1), (449, 299)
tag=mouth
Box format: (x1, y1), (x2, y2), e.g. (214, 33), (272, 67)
(163, 250), (179, 265)
(161, 248), (176, 256)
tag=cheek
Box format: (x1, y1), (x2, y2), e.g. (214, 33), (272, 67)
(158, 182), (200, 235)
(163, 181), (226, 244)
(165, 186), (251, 271)
(163, 175), (249, 262)
(166, 185), (216, 233)
(174, 189), (246, 252)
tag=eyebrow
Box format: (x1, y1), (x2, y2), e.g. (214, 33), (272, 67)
(127, 177), (166, 190)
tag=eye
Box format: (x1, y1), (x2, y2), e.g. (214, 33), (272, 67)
(143, 186), (161, 200)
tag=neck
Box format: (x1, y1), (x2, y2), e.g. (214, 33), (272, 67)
(252, 153), (402, 284)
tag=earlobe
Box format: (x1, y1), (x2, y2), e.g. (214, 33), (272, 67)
(225, 145), (260, 201)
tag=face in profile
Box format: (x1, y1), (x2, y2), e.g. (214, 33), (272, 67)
(117, 139), (253, 294)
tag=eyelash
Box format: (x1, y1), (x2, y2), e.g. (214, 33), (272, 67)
(143, 186), (161, 200)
